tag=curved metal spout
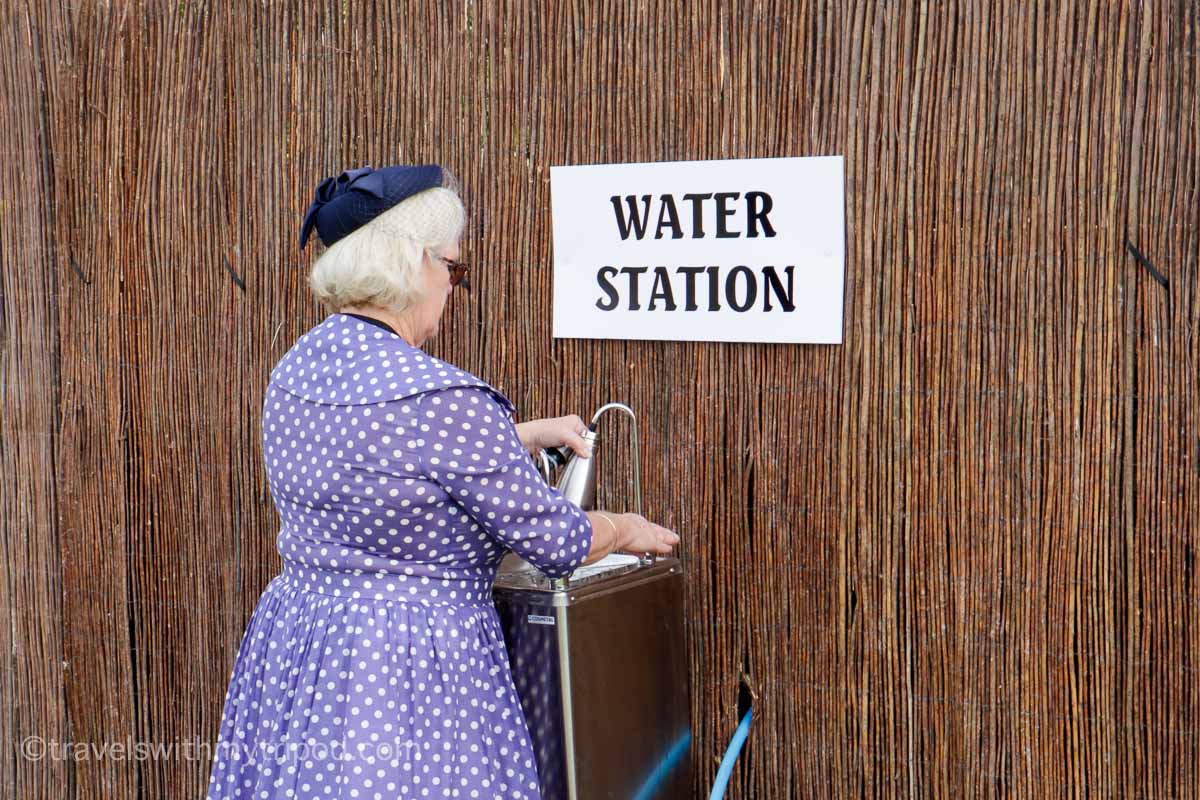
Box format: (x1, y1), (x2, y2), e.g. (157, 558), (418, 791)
(588, 402), (641, 517)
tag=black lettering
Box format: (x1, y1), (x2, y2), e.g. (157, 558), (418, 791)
(654, 195), (683, 239)
(705, 266), (721, 310)
(610, 195), (652, 240)
(682, 193), (712, 238)
(725, 266), (757, 311)
(647, 267), (677, 311)
(745, 191), (776, 238)
(676, 267), (704, 311)
(762, 265), (795, 311)
(595, 266), (619, 310)
(620, 267), (649, 310)
(715, 192), (741, 238)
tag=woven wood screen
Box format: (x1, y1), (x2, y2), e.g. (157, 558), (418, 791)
(2, 2), (1197, 797)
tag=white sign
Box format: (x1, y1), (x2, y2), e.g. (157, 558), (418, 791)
(549, 156), (845, 344)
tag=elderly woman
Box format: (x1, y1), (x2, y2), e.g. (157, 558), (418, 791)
(206, 165), (679, 800)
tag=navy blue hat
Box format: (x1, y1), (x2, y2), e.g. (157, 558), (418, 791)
(299, 164), (446, 249)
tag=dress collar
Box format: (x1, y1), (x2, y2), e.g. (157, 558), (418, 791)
(269, 313), (516, 414)
(339, 311), (398, 337)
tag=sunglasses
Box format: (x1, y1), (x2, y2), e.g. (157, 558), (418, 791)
(434, 255), (471, 290)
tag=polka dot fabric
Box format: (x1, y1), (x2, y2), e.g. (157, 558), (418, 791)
(207, 314), (593, 799)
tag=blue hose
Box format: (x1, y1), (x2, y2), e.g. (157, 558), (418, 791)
(708, 707), (754, 800)
(631, 730), (693, 800)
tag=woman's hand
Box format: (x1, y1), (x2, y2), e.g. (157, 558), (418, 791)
(613, 513), (679, 556)
(584, 511), (679, 563)
(515, 415), (592, 458)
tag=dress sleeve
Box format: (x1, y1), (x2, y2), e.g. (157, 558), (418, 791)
(413, 386), (593, 579)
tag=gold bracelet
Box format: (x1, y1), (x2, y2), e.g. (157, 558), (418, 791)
(593, 512), (618, 537)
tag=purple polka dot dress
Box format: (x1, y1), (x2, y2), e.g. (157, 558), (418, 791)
(207, 313), (593, 799)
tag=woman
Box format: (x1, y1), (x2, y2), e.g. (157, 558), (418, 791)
(206, 164), (679, 800)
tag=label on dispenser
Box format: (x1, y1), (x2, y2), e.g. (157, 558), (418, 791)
(527, 614), (556, 626)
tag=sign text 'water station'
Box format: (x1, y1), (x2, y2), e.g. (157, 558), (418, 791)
(550, 156), (845, 344)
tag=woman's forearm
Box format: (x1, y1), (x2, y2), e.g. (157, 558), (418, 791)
(513, 421), (535, 453)
(583, 511), (625, 564)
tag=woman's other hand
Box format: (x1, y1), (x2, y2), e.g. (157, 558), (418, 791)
(515, 415), (592, 458)
(615, 513), (679, 555)
(584, 511), (679, 563)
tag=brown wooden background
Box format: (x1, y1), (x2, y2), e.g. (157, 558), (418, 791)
(2, 1), (1197, 797)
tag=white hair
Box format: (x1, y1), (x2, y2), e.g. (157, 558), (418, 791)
(308, 186), (465, 313)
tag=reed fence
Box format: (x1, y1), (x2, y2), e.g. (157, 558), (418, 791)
(1, 1), (1197, 797)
